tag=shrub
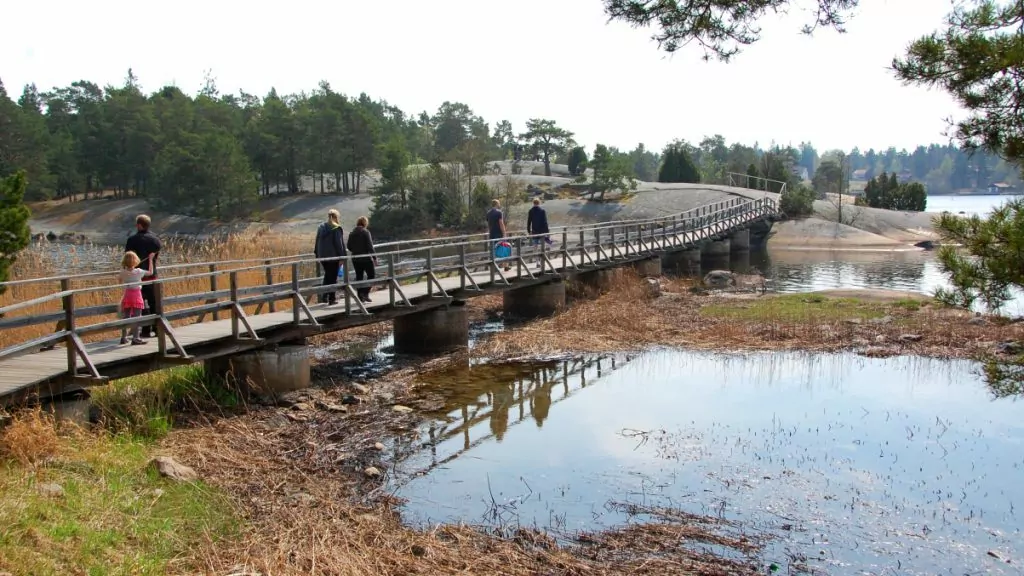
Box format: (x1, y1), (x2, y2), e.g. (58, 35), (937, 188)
(780, 184), (816, 218)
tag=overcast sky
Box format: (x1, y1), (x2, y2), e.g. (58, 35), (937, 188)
(2, 0), (960, 154)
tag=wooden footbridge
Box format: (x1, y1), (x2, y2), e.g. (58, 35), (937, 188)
(0, 196), (780, 405)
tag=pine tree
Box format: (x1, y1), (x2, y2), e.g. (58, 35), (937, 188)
(0, 171), (31, 292)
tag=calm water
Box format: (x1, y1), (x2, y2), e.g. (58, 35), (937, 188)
(392, 350), (1024, 575)
(925, 194), (1022, 217)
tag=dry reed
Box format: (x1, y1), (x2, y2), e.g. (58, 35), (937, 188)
(469, 271), (1022, 362)
(168, 403), (762, 576)
(0, 231), (309, 348)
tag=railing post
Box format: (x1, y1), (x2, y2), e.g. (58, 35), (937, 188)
(540, 236), (548, 274)
(230, 271), (239, 339)
(209, 264), (219, 321)
(426, 247), (434, 297)
(291, 262), (301, 325)
(515, 238), (522, 279)
(561, 230), (568, 270)
(154, 280), (166, 357)
(61, 278), (75, 377)
(264, 260), (275, 313)
(459, 244), (467, 290)
(344, 256), (352, 313)
(594, 228), (602, 262)
(388, 257), (396, 306)
(578, 230), (586, 264)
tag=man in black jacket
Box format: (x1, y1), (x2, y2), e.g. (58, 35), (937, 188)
(125, 214), (161, 337)
(526, 198), (551, 246)
(314, 209), (346, 305)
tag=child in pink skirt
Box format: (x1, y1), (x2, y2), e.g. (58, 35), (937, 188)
(119, 251), (154, 345)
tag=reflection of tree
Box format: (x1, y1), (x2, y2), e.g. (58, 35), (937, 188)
(984, 355), (1024, 398)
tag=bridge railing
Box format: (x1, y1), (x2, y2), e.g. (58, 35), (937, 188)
(727, 172), (788, 196)
(0, 197), (778, 384)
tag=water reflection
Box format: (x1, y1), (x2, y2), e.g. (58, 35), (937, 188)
(395, 350), (1024, 575)
(410, 356), (625, 474)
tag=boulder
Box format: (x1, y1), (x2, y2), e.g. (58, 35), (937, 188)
(37, 482), (64, 498)
(150, 456), (198, 482)
(703, 270), (736, 288)
(644, 277), (662, 298)
(914, 240), (937, 251)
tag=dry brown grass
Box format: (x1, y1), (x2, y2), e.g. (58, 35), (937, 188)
(0, 231), (309, 348)
(469, 271), (1022, 361)
(0, 408), (62, 466)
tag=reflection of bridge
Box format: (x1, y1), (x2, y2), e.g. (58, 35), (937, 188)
(0, 195), (779, 404)
(404, 355), (627, 478)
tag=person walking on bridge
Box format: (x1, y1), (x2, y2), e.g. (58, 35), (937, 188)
(486, 199), (512, 272)
(526, 198), (552, 246)
(314, 209), (346, 305)
(125, 214), (161, 338)
(347, 216), (377, 303)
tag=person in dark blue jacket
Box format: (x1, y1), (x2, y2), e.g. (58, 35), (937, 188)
(526, 198), (552, 245)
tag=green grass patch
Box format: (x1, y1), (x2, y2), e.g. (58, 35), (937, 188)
(91, 365), (240, 439)
(0, 428), (238, 575)
(701, 294), (894, 322)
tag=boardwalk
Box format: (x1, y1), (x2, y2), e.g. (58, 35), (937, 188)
(0, 196), (779, 404)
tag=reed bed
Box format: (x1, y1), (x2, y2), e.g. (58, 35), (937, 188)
(469, 271), (1022, 362)
(0, 231), (309, 349)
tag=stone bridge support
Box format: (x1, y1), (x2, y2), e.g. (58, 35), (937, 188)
(573, 268), (621, 295)
(634, 257), (662, 278)
(748, 219), (774, 249)
(701, 238), (731, 271)
(730, 229), (750, 252)
(504, 279), (566, 320)
(394, 301), (469, 354)
(205, 341), (311, 397)
(662, 249), (701, 276)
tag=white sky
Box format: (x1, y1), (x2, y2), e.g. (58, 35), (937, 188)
(2, 0), (960, 154)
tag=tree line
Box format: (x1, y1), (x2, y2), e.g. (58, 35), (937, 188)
(796, 142), (1021, 196)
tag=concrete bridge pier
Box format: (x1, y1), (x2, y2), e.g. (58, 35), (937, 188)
(504, 279), (566, 319)
(634, 257), (662, 278)
(701, 238), (731, 271)
(730, 250), (752, 274)
(572, 268), (621, 296)
(748, 219), (774, 249)
(205, 341), (311, 396)
(730, 229), (751, 252)
(394, 301), (469, 354)
(662, 249), (701, 276)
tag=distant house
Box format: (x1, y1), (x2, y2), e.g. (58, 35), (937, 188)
(897, 170), (913, 183)
(790, 166), (809, 181)
(988, 182), (1017, 194)
(851, 168), (868, 181)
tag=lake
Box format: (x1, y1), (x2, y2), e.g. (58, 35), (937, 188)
(390, 350), (1024, 575)
(925, 194), (1022, 217)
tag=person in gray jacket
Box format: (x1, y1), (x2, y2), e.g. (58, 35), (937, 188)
(314, 209), (346, 305)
